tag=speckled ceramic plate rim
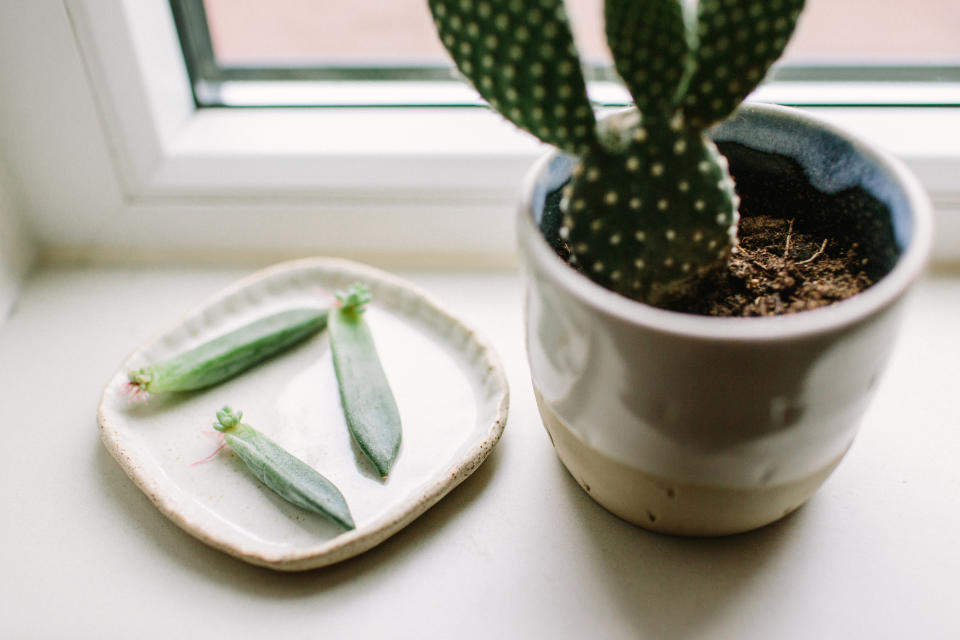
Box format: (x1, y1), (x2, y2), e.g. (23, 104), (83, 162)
(97, 257), (509, 571)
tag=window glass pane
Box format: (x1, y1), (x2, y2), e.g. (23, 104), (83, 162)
(785, 0), (960, 63)
(185, 0), (960, 107)
(203, 0), (447, 66)
(202, 0), (960, 68)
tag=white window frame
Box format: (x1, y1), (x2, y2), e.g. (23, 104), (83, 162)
(10, 0), (960, 263)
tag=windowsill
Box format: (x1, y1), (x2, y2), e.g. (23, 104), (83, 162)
(153, 103), (960, 197)
(1, 262), (958, 637)
(34, 103), (960, 267)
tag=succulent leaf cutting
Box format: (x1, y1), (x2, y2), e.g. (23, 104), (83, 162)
(213, 406), (356, 530)
(126, 307), (328, 396)
(429, 0), (805, 304)
(329, 283), (403, 477)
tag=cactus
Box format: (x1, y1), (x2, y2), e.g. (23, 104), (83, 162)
(428, 0), (805, 304)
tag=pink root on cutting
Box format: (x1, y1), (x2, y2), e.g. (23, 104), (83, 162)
(191, 430), (227, 466)
(122, 380), (150, 404)
(314, 287), (337, 306)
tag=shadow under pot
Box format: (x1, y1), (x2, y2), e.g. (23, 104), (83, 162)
(518, 103), (932, 536)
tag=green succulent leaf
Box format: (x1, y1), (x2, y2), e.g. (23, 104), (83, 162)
(605, 0), (692, 121)
(428, 0), (597, 155)
(213, 407), (355, 531)
(681, 0), (805, 129)
(329, 290), (402, 477)
(127, 308), (327, 395)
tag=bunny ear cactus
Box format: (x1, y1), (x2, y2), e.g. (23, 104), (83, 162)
(429, 0), (805, 304)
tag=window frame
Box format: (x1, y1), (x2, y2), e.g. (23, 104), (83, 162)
(171, 0), (960, 109)
(52, 0), (960, 263)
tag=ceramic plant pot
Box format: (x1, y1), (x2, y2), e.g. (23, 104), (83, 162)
(518, 103), (933, 536)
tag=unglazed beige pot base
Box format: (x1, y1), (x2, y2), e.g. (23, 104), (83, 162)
(536, 393), (846, 537)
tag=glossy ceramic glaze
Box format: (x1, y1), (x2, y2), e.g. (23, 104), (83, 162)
(518, 104), (932, 535)
(99, 258), (509, 569)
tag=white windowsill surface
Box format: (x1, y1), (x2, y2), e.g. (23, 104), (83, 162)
(1, 262), (958, 639)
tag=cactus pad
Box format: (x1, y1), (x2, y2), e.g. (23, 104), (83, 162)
(429, 0), (806, 304)
(683, 0), (806, 129)
(428, 0), (597, 155)
(605, 0), (692, 120)
(562, 118), (738, 302)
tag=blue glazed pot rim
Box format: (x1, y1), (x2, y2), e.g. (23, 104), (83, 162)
(518, 103), (933, 342)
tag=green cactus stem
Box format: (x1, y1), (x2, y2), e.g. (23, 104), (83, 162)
(429, 0), (805, 305)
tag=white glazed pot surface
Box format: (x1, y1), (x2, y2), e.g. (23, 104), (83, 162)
(519, 104), (932, 535)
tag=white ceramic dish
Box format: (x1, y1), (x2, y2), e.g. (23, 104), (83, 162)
(98, 258), (509, 571)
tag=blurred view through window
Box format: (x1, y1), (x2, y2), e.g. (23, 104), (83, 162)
(175, 0), (960, 106)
